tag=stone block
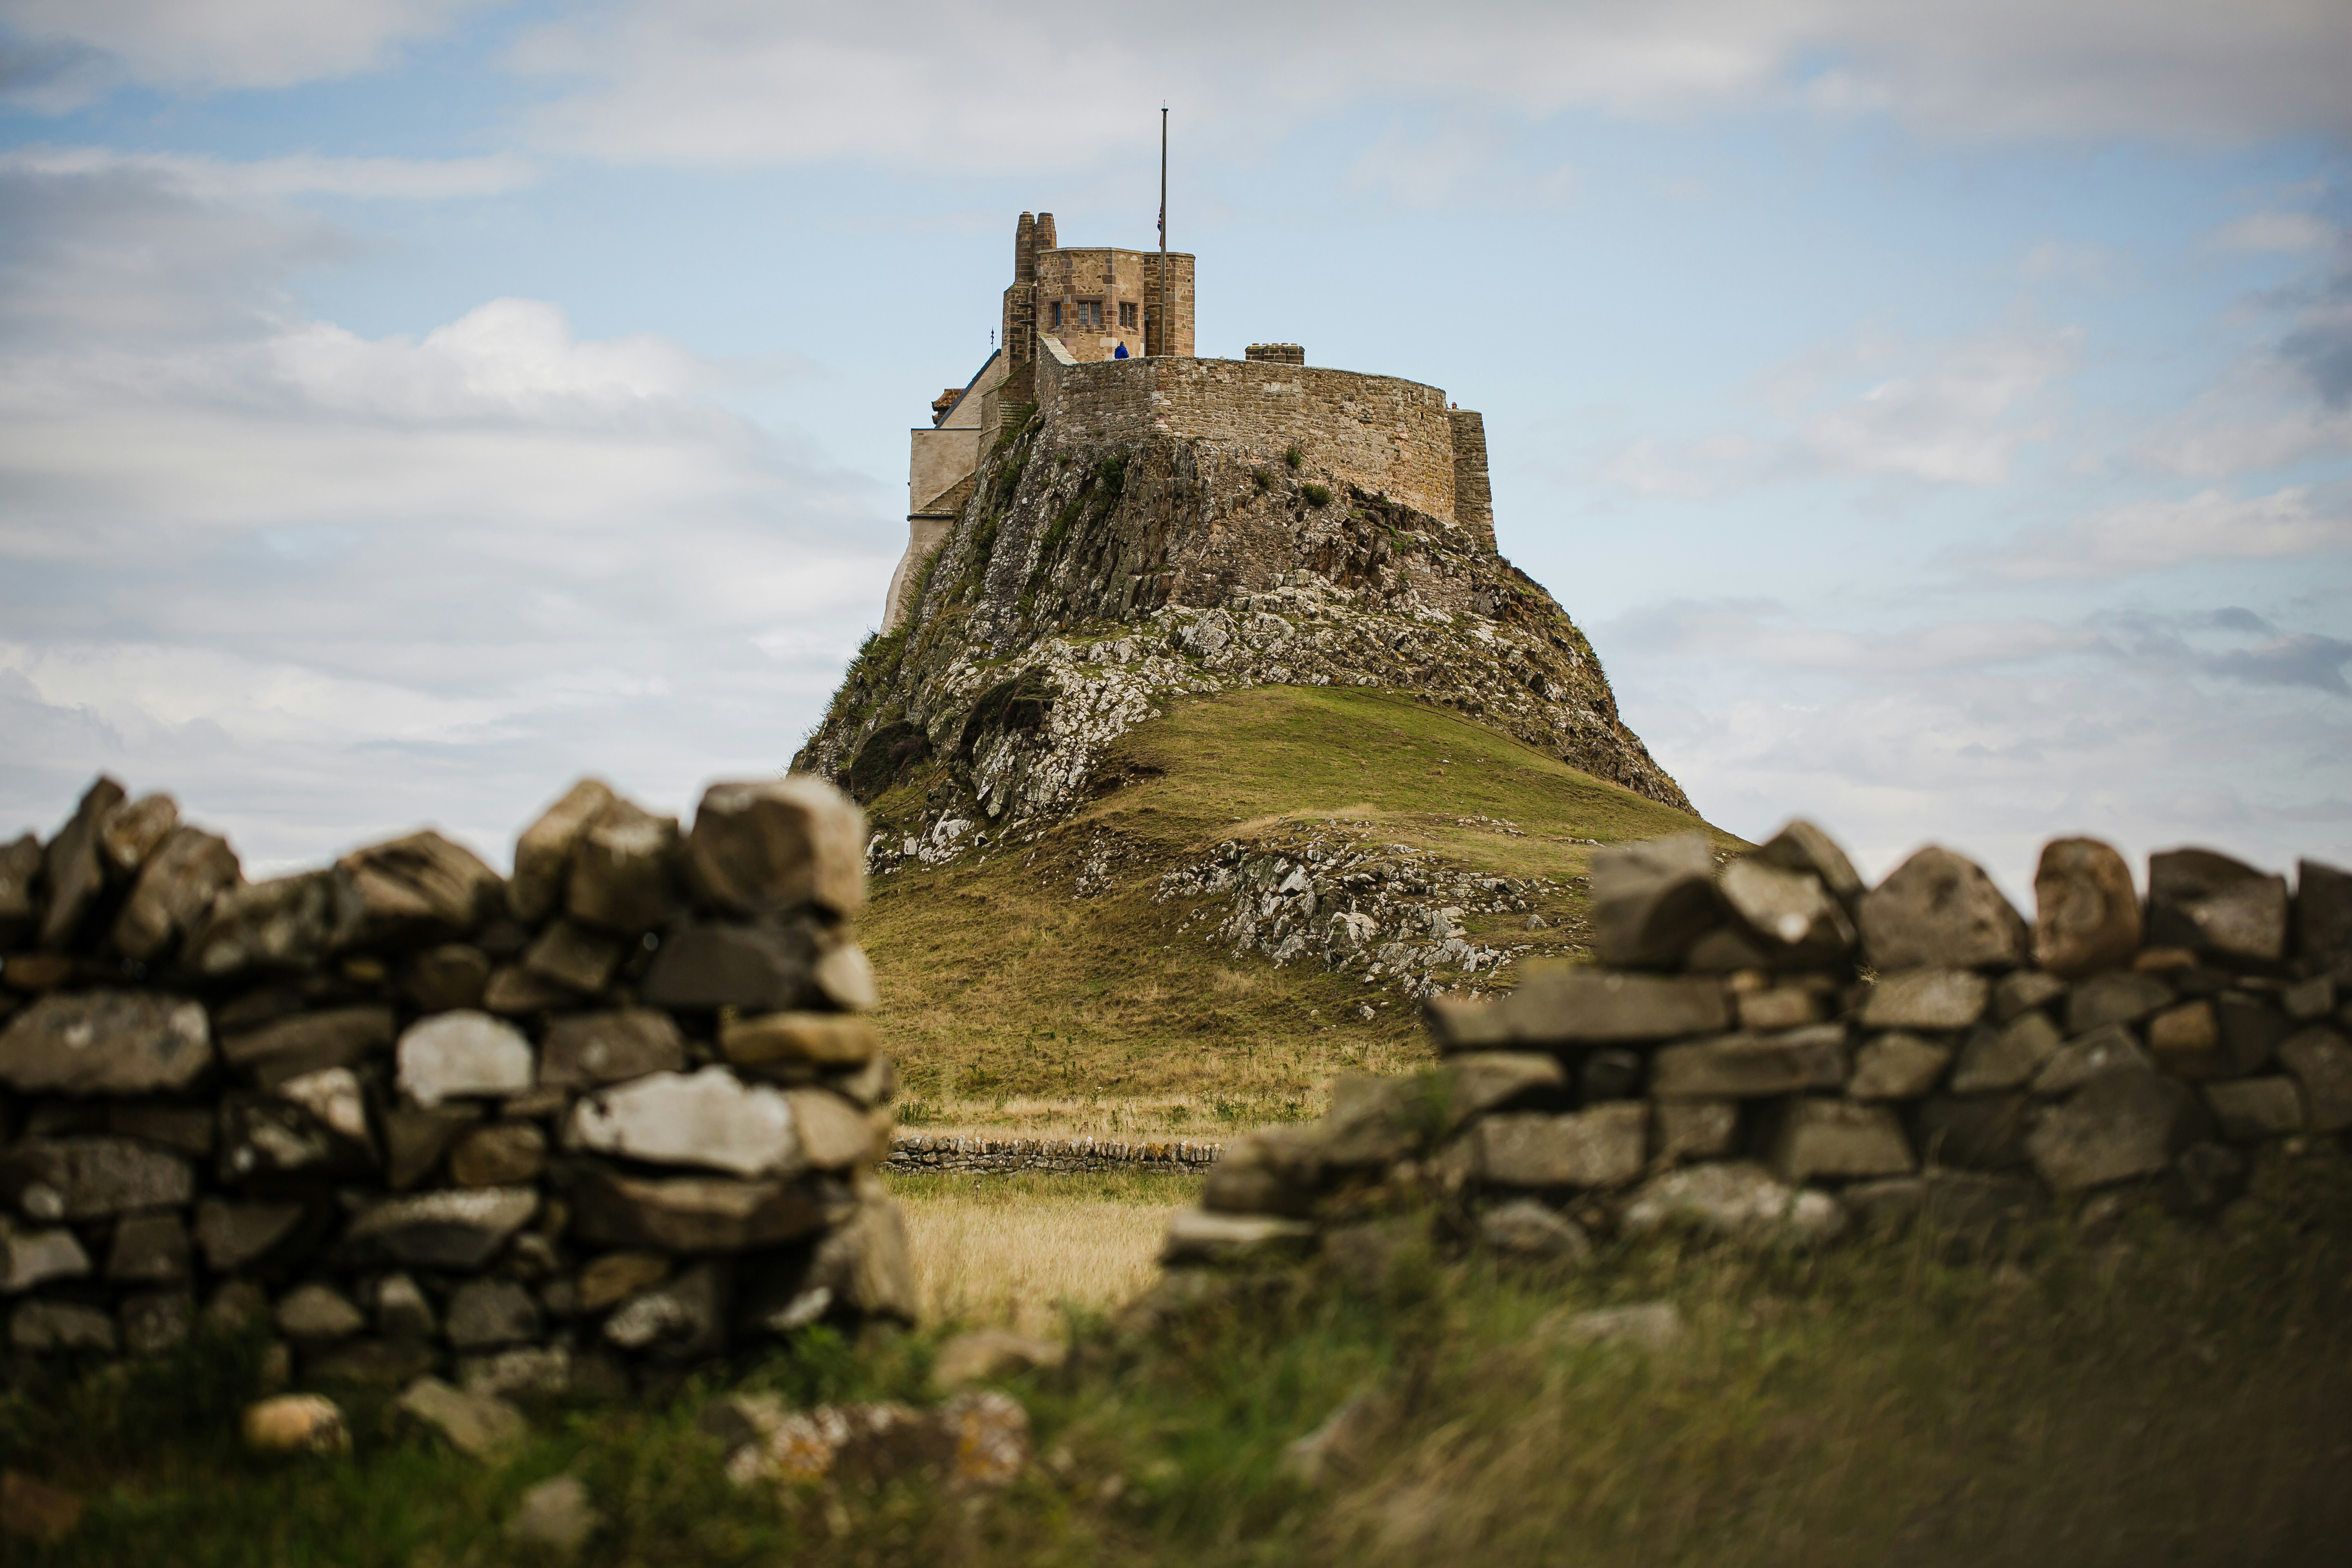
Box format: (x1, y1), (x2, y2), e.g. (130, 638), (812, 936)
(717, 1010), (875, 1069)
(1858, 969), (1987, 1031)
(684, 778), (866, 920)
(220, 1004), (394, 1087)
(641, 920), (822, 1013)
(274, 1283), (366, 1342)
(2025, 1065), (2208, 1191)
(1915, 1094), (2034, 1171)
(2149, 995), (2288, 1079)
(579, 1252), (669, 1312)
(2033, 837), (2142, 979)
(2031, 1022), (2151, 1097)
(511, 778), (616, 928)
(402, 944), (492, 1012)
(113, 827), (241, 963)
(1, 1137), (192, 1220)
(1483, 967), (1730, 1047)
(382, 1104), (480, 1189)
(521, 920), (624, 996)
(481, 964), (577, 1015)
(1442, 1051), (1566, 1124)
(539, 1008), (688, 1087)
(1736, 985), (1822, 1032)
(1949, 1010), (2063, 1094)
(396, 1376), (527, 1459)
(0, 834), (40, 949)
(105, 1211), (192, 1283)
(931, 1327), (1065, 1389)
(1321, 1075), (1427, 1166)
(377, 1273), (436, 1339)
(1752, 818), (1864, 902)
(1650, 1023), (1848, 1099)
(2202, 1077), (2305, 1142)
(2296, 858), (2352, 978)
(2281, 976), (2335, 1022)
(1849, 1031), (1951, 1100)
(195, 1198), (307, 1272)
(345, 1186), (538, 1270)
(447, 1278), (541, 1351)
(1202, 1126), (1327, 1217)
(2067, 970), (2174, 1034)
(568, 799), (679, 935)
(801, 1190), (916, 1321)
(243, 1394), (350, 1456)
(37, 777), (125, 951)
(97, 793), (179, 876)
(0, 991), (212, 1094)
(0, 1219), (90, 1292)
(504, 1474), (599, 1555)
(1589, 833), (1718, 968)
(1650, 1099), (1738, 1165)
(1683, 926), (1771, 973)
(462, 1346), (573, 1400)
(604, 1262), (726, 1361)
(1478, 1198), (1591, 1261)
(784, 1089), (878, 1169)
(1160, 1206), (1317, 1265)
(569, 1168), (828, 1253)
(1992, 969), (2067, 1022)
(1617, 1161), (1846, 1245)
(336, 830), (502, 949)
(1718, 858), (1854, 967)
(398, 1010), (533, 1105)
(185, 870), (363, 978)
(1475, 1103), (1646, 1188)
(2276, 1026), (2352, 1131)
(448, 1123), (547, 1187)
(12, 1298), (116, 1353)
(569, 1067), (800, 1178)
(2147, 848), (2289, 966)
(812, 942), (879, 1012)
(1858, 846), (2029, 971)
(1766, 1098), (1914, 1181)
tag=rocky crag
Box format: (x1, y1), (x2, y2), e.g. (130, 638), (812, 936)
(795, 411), (1690, 877)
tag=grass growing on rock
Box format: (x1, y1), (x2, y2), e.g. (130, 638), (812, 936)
(8, 1147), (2351, 1566)
(860, 684), (1740, 1135)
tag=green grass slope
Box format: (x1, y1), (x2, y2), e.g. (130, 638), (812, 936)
(858, 684), (1743, 1135)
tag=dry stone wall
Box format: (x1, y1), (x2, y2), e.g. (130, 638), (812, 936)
(886, 1133), (1220, 1176)
(0, 773), (909, 1397)
(1160, 825), (2352, 1269)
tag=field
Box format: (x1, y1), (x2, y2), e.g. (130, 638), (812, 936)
(858, 684), (1740, 1138)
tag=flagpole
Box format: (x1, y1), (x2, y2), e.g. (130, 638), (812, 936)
(1157, 104), (1168, 357)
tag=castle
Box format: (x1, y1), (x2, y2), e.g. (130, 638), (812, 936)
(882, 210), (1496, 633)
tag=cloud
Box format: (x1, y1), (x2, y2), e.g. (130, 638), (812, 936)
(1976, 484), (2352, 581)
(0, 0), (482, 102)
(1341, 115), (1577, 211)
(0, 145), (536, 201)
(2213, 209), (2337, 253)
(0, 158), (894, 870)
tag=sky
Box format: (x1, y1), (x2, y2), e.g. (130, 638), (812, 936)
(0, 1), (2348, 899)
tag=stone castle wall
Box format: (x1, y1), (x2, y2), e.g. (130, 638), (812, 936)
(1037, 354), (1463, 526)
(0, 773), (908, 1400)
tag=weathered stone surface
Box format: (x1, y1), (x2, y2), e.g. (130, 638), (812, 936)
(243, 1394), (350, 1455)
(275, 1282), (365, 1342)
(519, 920), (622, 997)
(2147, 848), (2289, 965)
(2025, 1065), (2209, 1191)
(512, 778), (616, 927)
(0, 1218), (90, 1292)
(1202, 1126), (1327, 1217)
(1, 1137), (192, 1219)
(641, 919), (822, 1012)
(383, 1104), (480, 1189)
(2067, 971), (2174, 1034)
(10, 1298), (116, 1352)
(398, 1010), (532, 1105)
(1682, 926), (1770, 973)
(447, 1278), (541, 1351)
(813, 942), (879, 1011)
(685, 777), (866, 920)
(461, 1346), (572, 1399)
(195, 1198), (306, 1272)
(396, 1376), (527, 1459)
(105, 1102), (214, 1156)
(803, 1189), (916, 1321)
(0, 990), (211, 1095)
(1590, 833), (1719, 968)
(1618, 1161), (1846, 1245)
(377, 1273), (436, 1339)
(579, 1251), (669, 1312)
(0, 834), (41, 949)
(1478, 1197), (1592, 1260)
(345, 1186), (537, 1269)
(1949, 1010), (2063, 1094)
(2031, 1022), (2152, 1097)
(338, 831), (502, 948)
(1992, 969), (2068, 1022)
(1443, 1051), (1567, 1123)
(480, 964), (577, 1015)
(2202, 1077), (2304, 1141)
(1650, 1024), (1848, 1099)
(1849, 1031), (1952, 1100)
(1916, 1094), (2034, 1170)
(1736, 985), (1822, 1032)
(1753, 819), (1864, 902)
(570, 1067), (800, 1178)
(276, 1066), (371, 1145)
(402, 944), (492, 1013)
(215, 1089), (368, 1182)
(1766, 1098), (1914, 1181)
(220, 1004), (392, 1087)
(1718, 858), (1855, 966)
(1858, 969), (1988, 1031)
(2297, 858), (2352, 977)
(933, 1328), (1065, 1389)
(2281, 976), (2336, 1022)
(1161, 1206), (1317, 1265)
(570, 1169), (827, 1252)
(2033, 837), (2141, 979)
(113, 827), (241, 962)
(106, 1211), (192, 1283)
(568, 799), (679, 935)
(1441, 967), (1729, 1049)
(1844, 1169), (2044, 1239)
(97, 793), (178, 876)
(1858, 846), (2029, 971)
(304, 1336), (437, 1387)
(2147, 997), (2283, 1080)
(2277, 1026), (2352, 1131)
(1650, 1099), (1738, 1165)
(38, 777), (125, 951)
(717, 1010), (875, 1069)
(1476, 1103), (1646, 1188)
(530, 1009), (682, 1090)
(785, 1088), (877, 1169)
(505, 1474), (599, 1556)
(604, 1262), (725, 1360)
(1321, 1074), (1428, 1167)
(185, 870), (362, 978)
(448, 1122), (547, 1187)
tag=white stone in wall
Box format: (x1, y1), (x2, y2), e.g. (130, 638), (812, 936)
(568, 1067), (801, 1178)
(398, 1011), (534, 1105)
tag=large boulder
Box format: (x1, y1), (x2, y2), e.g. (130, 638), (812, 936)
(0, 991), (211, 1094)
(684, 778), (866, 920)
(1589, 834), (1719, 969)
(1858, 846), (2029, 971)
(2146, 848), (2289, 966)
(337, 831), (503, 948)
(2032, 837), (2141, 979)
(112, 827), (241, 962)
(568, 799), (679, 935)
(1717, 858), (1855, 967)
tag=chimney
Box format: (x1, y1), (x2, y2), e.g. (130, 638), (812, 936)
(1034, 212), (1058, 253)
(1014, 212), (1036, 284)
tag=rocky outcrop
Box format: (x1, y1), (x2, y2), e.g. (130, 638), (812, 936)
(795, 412), (1691, 871)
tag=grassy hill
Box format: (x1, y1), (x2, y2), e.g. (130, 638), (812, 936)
(857, 683), (1743, 1136)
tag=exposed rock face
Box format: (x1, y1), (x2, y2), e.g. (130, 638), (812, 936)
(793, 411), (1691, 864)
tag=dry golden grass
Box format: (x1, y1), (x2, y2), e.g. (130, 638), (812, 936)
(885, 1169), (1197, 1337)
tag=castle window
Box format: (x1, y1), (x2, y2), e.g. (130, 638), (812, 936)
(1051, 301), (1062, 329)
(1119, 301), (1138, 330)
(1075, 299), (1102, 330)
